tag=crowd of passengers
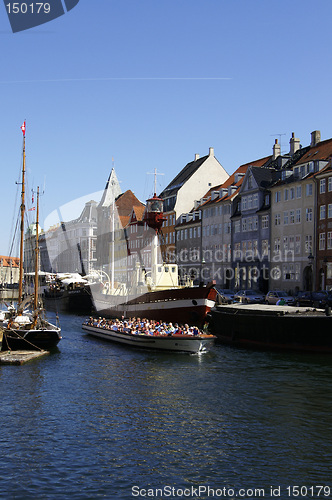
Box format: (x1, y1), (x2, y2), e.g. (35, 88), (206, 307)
(85, 316), (202, 336)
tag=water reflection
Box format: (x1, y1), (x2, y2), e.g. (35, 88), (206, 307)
(0, 313), (331, 499)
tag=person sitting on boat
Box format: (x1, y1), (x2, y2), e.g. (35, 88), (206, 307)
(167, 322), (175, 333)
(183, 324), (190, 334)
(192, 326), (200, 336)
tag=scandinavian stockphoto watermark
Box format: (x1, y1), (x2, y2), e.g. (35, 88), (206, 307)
(4, 0), (80, 33)
(131, 484), (332, 498)
(174, 246), (296, 284)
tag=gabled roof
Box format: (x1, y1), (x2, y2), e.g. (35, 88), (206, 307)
(239, 155), (272, 169)
(99, 168), (122, 208)
(129, 205), (146, 224)
(198, 155), (272, 208)
(249, 166), (277, 189)
(293, 138), (332, 166)
(115, 190), (145, 228)
(159, 155), (209, 199)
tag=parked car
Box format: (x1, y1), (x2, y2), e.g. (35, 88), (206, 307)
(234, 289), (265, 304)
(294, 291), (332, 308)
(265, 291), (295, 305)
(216, 289), (235, 304)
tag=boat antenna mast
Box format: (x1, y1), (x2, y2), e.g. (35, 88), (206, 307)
(147, 168), (164, 197)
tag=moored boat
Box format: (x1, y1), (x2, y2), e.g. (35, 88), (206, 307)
(93, 282), (217, 327)
(1, 123), (62, 351)
(208, 303), (332, 353)
(82, 318), (216, 353)
(90, 192), (217, 326)
(43, 272), (93, 313)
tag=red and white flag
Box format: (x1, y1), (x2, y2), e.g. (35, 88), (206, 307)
(21, 121), (26, 136)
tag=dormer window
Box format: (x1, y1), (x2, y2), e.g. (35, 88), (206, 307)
(247, 173), (253, 189)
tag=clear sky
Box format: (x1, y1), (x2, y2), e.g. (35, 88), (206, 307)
(1, 0), (332, 255)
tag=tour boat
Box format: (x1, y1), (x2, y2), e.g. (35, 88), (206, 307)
(82, 321), (216, 354)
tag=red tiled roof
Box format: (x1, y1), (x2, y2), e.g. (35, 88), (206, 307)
(293, 138), (332, 165)
(0, 256), (19, 268)
(115, 190), (145, 227)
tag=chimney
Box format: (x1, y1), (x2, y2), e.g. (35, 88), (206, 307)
(194, 153), (200, 161)
(272, 139), (281, 160)
(209, 147), (214, 157)
(290, 132), (300, 155)
(311, 130), (321, 147)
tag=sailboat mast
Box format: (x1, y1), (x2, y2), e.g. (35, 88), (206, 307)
(34, 186), (40, 311)
(18, 124), (26, 306)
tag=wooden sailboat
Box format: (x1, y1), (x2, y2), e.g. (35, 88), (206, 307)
(0, 122), (62, 351)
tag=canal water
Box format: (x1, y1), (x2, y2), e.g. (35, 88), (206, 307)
(0, 311), (332, 500)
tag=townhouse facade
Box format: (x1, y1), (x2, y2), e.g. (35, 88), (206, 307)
(159, 147), (229, 262)
(0, 255), (19, 285)
(35, 130), (332, 296)
(315, 164), (332, 290)
(173, 132), (332, 294)
(44, 200), (98, 274)
(199, 166), (248, 287)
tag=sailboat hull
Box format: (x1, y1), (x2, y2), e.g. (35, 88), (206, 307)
(1, 326), (62, 351)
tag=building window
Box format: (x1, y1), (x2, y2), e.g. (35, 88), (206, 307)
(328, 177), (332, 192)
(306, 208), (313, 222)
(275, 191), (281, 203)
(274, 237), (281, 252)
(319, 233), (326, 251)
(320, 205), (326, 220)
(275, 213), (281, 225)
(253, 194), (259, 208)
(328, 204), (332, 219)
(283, 212), (289, 225)
(296, 209), (301, 224)
(262, 215), (269, 229)
(320, 179), (326, 194)
(305, 235), (312, 253)
(290, 187), (295, 200)
(262, 239), (269, 256)
(283, 236), (289, 251)
(284, 189), (289, 201)
(296, 186), (302, 199)
(328, 232), (332, 249)
(295, 235), (301, 255)
(306, 183), (313, 196)
(290, 210), (295, 224)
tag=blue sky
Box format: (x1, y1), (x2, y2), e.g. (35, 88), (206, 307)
(1, 0), (332, 254)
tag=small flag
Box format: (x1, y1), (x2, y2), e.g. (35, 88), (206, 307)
(21, 121), (26, 136)
(28, 207), (35, 211)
